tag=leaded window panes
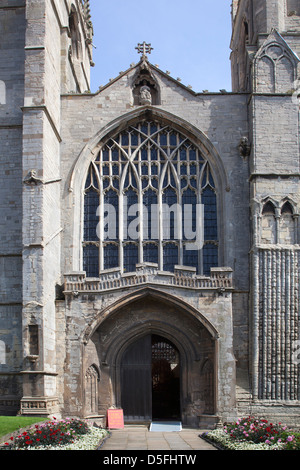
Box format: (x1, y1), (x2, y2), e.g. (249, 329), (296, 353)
(83, 244), (99, 277)
(143, 243), (159, 264)
(103, 243), (119, 270)
(83, 120), (219, 276)
(163, 243), (179, 272)
(123, 243), (139, 273)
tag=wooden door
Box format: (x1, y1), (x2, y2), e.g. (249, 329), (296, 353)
(121, 335), (152, 422)
(121, 334), (181, 422)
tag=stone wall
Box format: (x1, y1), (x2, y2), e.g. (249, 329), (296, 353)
(0, 2), (26, 413)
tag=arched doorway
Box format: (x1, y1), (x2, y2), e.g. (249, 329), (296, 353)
(82, 289), (220, 427)
(120, 334), (180, 422)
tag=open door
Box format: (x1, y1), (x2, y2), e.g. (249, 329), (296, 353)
(121, 334), (180, 422)
(151, 335), (180, 421)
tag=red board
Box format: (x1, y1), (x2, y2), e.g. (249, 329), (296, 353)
(107, 409), (124, 429)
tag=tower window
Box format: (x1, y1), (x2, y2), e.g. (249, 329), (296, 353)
(29, 325), (39, 356)
(261, 201), (276, 244)
(69, 7), (82, 60)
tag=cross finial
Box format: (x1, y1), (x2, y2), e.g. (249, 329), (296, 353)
(135, 42), (153, 59)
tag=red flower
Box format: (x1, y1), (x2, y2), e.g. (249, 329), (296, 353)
(10, 437), (13, 440)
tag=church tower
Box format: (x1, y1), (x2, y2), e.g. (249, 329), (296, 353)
(232, 0), (300, 419)
(0, 0), (93, 416)
(231, 0), (300, 92)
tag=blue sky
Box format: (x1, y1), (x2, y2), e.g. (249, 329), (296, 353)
(89, 0), (233, 94)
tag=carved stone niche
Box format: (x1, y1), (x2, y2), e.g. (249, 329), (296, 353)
(132, 64), (160, 106)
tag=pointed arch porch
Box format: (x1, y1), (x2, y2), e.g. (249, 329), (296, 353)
(80, 287), (221, 427)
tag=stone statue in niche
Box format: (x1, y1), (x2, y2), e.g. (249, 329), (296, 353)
(139, 85), (152, 105)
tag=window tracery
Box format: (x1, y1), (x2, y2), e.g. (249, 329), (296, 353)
(83, 121), (218, 276)
(261, 199), (298, 245)
(85, 364), (100, 416)
(279, 201), (296, 244)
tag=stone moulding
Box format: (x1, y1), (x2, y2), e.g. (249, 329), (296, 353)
(63, 264), (234, 294)
(20, 397), (59, 415)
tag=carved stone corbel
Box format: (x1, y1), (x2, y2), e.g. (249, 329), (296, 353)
(23, 170), (43, 186)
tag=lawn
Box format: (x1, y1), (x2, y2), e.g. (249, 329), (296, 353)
(0, 416), (46, 439)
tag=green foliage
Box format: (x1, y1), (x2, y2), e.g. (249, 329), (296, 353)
(224, 416), (286, 445)
(2, 417), (90, 449)
(204, 416), (300, 451)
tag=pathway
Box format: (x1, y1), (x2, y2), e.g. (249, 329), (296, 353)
(99, 426), (217, 451)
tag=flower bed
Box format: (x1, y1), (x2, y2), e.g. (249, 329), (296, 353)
(0, 417), (109, 451)
(202, 416), (300, 451)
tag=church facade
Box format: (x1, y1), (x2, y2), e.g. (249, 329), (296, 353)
(0, 0), (300, 428)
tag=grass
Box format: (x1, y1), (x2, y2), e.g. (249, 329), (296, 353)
(0, 416), (46, 439)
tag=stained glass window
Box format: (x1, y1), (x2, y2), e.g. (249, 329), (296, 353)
(84, 189), (99, 241)
(163, 243), (179, 272)
(143, 243), (158, 264)
(103, 243), (119, 270)
(203, 243), (218, 276)
(123, 243), (139, 272)
(83, 120), (218, 276)
(83, 244), (99, 277)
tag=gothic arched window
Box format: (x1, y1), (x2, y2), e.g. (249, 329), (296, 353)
(69, 6), (82, 60)
(279, 201), (295, 244)
(83, 121), (218, 276)
(85, 364), (100, 416)
(261, 201), (276, 244)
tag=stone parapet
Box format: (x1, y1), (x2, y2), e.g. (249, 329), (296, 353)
(64, 265), (234, 295)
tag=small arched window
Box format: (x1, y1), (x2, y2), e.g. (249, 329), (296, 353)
(287, 0), (300, 16)
(261, 201), (276, 244)
(279, 201), (295, 244)
(85, 364), (100, 416)
(83, 120), (218, 276)
(69, 6), (82, 60)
